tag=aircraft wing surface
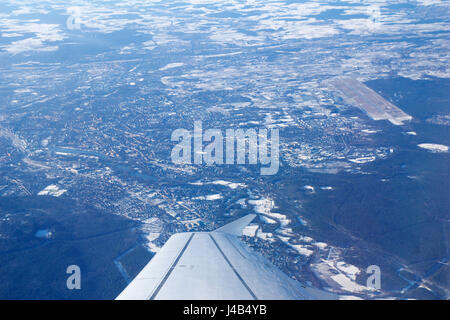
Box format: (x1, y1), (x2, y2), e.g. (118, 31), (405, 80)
(116, 214), (337, 300)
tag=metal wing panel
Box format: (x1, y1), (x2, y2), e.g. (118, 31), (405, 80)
(116, 232), (193, 300)
(154, 233), (254, 300)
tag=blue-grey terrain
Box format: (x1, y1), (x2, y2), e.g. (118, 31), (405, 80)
(0, 0), (448, 299)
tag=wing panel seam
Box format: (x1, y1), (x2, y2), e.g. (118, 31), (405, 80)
(148, 233), (195, 300)
(209, 234), (258, 300)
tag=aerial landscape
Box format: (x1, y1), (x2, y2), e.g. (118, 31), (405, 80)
(0, 0), (448, 300)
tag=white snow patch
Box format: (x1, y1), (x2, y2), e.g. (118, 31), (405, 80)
(361, 129), (378, 134)
(418, 143), (448, 152)
(336, 262), (361, 281)
(193, 194), (223, 201)
(249, 198), (274, 215)
(159, 62), (184, 71)
(243, 224), (258, 237)
(290, 244), (314, 256)
(260, 215), (277, 224)
(256, 229), (274, 242)
(314, 242), (328, 250)
(37, 185), (67, 197)
(331, 274), (368, 293)
(210, 180), (247, 189)
(348, 156), (376, 164)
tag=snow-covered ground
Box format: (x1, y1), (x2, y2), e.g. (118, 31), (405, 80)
(418, 143), (448, 152)
(193, 194), (223, 201)
(37, 184), (67, 197)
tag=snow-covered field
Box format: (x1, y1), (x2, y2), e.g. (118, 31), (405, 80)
(418, 143), (448, 152)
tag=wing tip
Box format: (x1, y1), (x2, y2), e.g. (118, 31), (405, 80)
(214, 214), (256, 236)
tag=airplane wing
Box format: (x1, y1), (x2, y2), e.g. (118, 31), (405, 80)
(116, 214), (337, 300)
